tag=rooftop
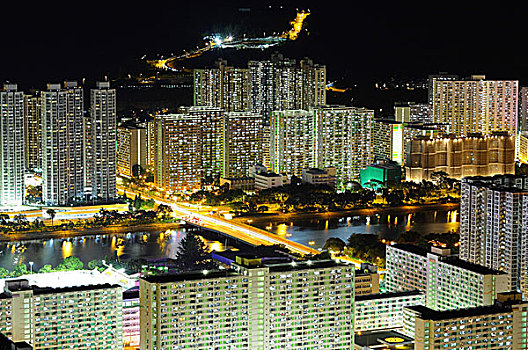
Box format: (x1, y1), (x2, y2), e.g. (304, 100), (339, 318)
(355, 330), (414, 349)
(142, 270), (240, 284)
(389, 244), (505, 275)
(406, 303), (521, 321)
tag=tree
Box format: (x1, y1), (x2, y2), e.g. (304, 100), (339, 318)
(88, 260), (103, 270)
(46, 209), (56, 226)
(156, 204), (173, 219)
(13, 264), (28, 277)
(174, 233), (214, 271)
(38, 265), (53, 273)
(323, 237), (346, 254)
(0, 267), (10, 278)
(13, 214), (28, 226)
(0, 214), (9, 225)
(55, 256), (84, 271)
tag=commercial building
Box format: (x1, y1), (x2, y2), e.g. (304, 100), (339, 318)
(41, 82), (85, 206)
(316, 106), (374, 183)
(430, 75), (518, 136)
(140, 259), (355, 350)
(355, 291), (425, 333)
(0, 279), (122, 350)
(405, 132), (515, 182)
(270, 109), (317, 176)
(301, 167), (337, 187)
(460, 175), (528, 295)
(0, 84), (25, 207)
(23, 93), (40, 172)
(385, 244), (508, 311)
(117, 124), (148, 178)
(360, 163), (402, 190)
(223, 112), (262, 178)
(403, 292), (528, 350)
(87, 81), (117, 201)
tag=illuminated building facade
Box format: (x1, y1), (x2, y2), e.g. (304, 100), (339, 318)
(385, 244), (508, 311)
(23, 93), (41, 172)
(403, 292), (528, 350)
(87, 82), (117, 201)
(194, 59), (249, 112)
(122, 288), (140, 348)
(355, 291), (425, 333)
(395, 102), (430, 124)
(0, 279), (122, 350)
(520, 132), (528, 164)
(316, 106), (374, 183)
(117, 125), (148, 178)
(270, 109), (317, 176)
(460, 175), (528, 296)
(150, 114), (202, 191)
(140, 259), (354, 350)
(0, 84), (25, 206)
(405, 132), (515, 182)
(430, 75), (518, 136)
(520, 87), (528, 132)
(372, 120), (404, 164)
(223, 112), (262, 178)
(41, 82), (85, 206)
(248, 60), (275, 119)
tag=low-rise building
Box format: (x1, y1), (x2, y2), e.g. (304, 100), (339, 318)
(254, 171), (286, 190)
(355, 291), (425, 333)
(403, 292), (528, 350)
(385, 244), (508, 311)
(301, 167), (337, 187)
(360, 163), (402, 190)
(220, 176), (255, 191)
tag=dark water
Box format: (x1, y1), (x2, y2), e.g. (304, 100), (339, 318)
(251, 209), (460, 249)
(0, 230), (188, 271)
(0, 209), (458, 271)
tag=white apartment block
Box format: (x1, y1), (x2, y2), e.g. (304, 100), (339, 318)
(354, 291), (425, 333)
(460, 175), (528, 296)
(316, 106), (374, 183)
(41, 82), (85, 206)
(0, 84), (25, 206)
(403, 292), (528, 350)
(88, 81), (117, 201)
(0, 279), (122, 350)
(385, 244), (508, 311)
(140, 260), (354, 350)
(431, 75), (518, 136)
(270, 109), (317, 176)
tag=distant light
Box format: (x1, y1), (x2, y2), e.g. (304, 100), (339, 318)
(203, 270), (208, 275)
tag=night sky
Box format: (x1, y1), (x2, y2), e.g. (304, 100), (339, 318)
(1, 1), (526, 87)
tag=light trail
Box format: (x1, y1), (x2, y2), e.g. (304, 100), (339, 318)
(148, 10), (310, 71)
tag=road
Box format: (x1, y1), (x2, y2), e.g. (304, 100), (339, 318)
(117, 186), (320, 256)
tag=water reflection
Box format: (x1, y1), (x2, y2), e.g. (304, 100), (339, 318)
(255, 209), (460, 248)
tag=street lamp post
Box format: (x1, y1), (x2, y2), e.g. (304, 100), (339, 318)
(29, 261), (34, 274)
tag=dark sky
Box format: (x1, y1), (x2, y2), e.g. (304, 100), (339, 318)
(1, 1), (526, 87)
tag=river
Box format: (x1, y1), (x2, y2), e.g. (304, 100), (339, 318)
(0, 209), (459, 271)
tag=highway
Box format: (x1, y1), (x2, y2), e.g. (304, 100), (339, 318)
(117, 186), (320, 256)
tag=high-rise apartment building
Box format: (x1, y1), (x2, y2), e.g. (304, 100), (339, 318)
(395, 102), (430, 124)
(41, 82), (85, 206)
(403, 292), (528, 350)
(88, 81), (117, 201)
(385, 244), (508, 311)
(248, 60), (275, 119)
(300, 58), (326, 110)
(316, 106), (374, 183)
(23, 93), (41, 172)
(140, 259), (354, 350)
(372, 119), (404, 164)
(117, 124), (148, 178)
(0, 84), (25, 206)
(405, 132), (515, 182)
(149, 114), (202, 191)
(430, 75), (518, 135)
(0, 279), (122, 350)
(194, 59), (249, 112)
(355, 291), (425, 333)
(519, 87), (528, 132)
(460, 175), (528, 295)
(223, 112), (262, 177)
(270, 109), (317, 176)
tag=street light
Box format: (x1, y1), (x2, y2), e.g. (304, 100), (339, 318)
(29, 261), (34, 274)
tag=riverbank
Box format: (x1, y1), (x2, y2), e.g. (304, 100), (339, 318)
(233, 203), (460, 225)
(0, 222), (183, 243)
